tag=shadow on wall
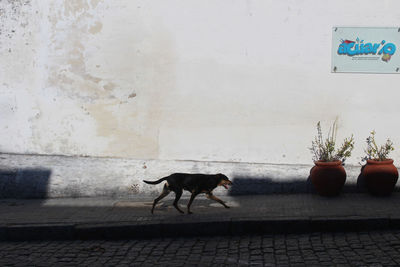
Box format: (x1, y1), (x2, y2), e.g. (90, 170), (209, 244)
(0, 168), (52, 198)
(228, 174), (363, 196)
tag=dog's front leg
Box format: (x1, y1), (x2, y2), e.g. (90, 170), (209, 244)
(187, 191), (199, 214)
(206, 193), (230, 209)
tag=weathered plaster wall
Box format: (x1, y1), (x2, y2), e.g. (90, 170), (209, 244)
(1, 0), (400, 168)
(1, 0), (176, 159)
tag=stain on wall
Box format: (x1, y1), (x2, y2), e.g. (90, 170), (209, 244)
(88, 21), (102, 34)
(24, 0), (177, 158)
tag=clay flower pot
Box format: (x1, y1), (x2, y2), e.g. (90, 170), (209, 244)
(310, 160), (346, 197)
(362, 159), (398, 196)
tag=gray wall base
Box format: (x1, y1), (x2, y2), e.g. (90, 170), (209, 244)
(0, 153), (380, 198)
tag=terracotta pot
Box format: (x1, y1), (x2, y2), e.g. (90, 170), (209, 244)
(362, 159), (398, 196)
(310, 160), (346, 197)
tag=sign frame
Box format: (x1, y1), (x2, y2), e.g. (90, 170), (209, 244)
(331, 27), (400, 74)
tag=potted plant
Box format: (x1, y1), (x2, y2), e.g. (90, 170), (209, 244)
(360, 131), (398, 196)
(309, 121), (355, 196)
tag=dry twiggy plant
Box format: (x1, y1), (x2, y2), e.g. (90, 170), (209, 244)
(310, 120), (354, 164)
(361, 130), (394, 162)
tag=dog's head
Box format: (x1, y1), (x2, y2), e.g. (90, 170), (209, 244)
(217, 173), (233, 189)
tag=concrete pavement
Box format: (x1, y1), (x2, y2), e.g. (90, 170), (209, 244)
(2, 193), (400, 240)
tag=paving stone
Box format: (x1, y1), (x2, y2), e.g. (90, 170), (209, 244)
(2, 230), (400, 265)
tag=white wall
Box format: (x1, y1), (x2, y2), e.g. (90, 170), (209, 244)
(1, 0), (400, 166)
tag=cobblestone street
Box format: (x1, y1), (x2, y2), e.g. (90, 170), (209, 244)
(2, 230), (400, 266)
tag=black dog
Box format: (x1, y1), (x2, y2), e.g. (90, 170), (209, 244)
(143, 173), (232, 214)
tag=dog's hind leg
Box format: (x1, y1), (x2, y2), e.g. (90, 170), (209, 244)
(173, 189), (184, 214)
(151, 184), (170, 214)
(187, 191), (200, 214)
(206, 193), (230, 209)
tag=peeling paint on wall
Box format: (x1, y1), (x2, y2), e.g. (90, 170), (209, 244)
(0, 0), (31, 37)
(19, 0), (179, 158)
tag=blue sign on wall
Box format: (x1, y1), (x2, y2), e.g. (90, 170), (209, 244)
(332, 27), (400, 73)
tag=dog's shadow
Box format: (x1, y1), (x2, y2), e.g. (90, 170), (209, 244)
(228, 175), (313, 195)
(229, 170), (364, 195)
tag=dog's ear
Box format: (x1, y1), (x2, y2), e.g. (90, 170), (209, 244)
(217, 173), (227, 179)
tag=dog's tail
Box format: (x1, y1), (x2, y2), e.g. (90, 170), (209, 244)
(143, 177), (168, 185)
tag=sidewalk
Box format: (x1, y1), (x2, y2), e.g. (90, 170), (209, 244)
(2, 193), (400, 240)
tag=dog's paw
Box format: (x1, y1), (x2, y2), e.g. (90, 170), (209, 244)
(187, 211), (193, 214)
(225, 205), (230, 209)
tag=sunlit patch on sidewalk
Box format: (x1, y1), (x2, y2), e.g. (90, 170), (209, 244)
(209, 201), (240, 208)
